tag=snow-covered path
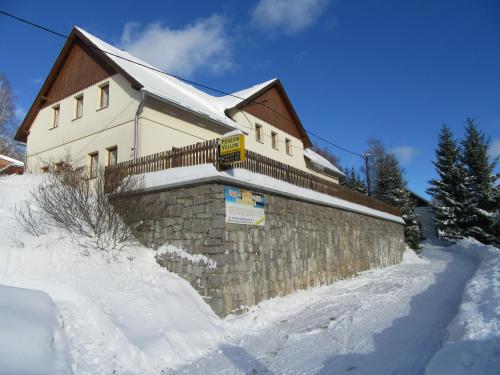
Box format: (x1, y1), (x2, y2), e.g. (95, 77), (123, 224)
(176, 247), (478, 375)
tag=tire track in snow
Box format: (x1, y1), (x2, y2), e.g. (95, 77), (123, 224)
(176, 248), (478, 375)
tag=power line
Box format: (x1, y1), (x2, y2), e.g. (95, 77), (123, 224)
(0, 9), (366, 158)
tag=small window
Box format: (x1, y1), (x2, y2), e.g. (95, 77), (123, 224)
(52, 105), (60, 128)
(75, 95), (84, 119)
(89, 152), (98, 178)
(54, 162), (64, 172)
(107, 146), (117, 166)
(271, 132), (278, 149)
(99, 84), (109, 109)
(256, 124), (263, 143)
(286, 138), (292, 155)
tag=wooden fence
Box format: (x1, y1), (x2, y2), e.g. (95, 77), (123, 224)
(105, 139), (400, 217)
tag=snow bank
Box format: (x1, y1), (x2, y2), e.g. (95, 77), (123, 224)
(141, 164), (404, 224)
(0, 284), (71, 375)
(158, 244), (217, 268)
(426, 239), (500, 375)
(0, 175), (228, 373)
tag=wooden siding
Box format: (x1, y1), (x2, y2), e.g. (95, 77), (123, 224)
(41, 40), (116, 108)
(242, 86), (303, 142)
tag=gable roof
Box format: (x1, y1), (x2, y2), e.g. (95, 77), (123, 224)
(223, 79), (312, 147)
(15, 27), (311, 147)
(303, 148), (345, 177)
(408, 190), (430, 207)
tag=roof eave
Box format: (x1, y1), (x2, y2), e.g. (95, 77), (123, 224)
(144, 90), (249, 135)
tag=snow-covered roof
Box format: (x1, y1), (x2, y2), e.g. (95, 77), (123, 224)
(0, 154), (24, 167)
(303, 148), (345, 177)
(76, 27), (275, 131)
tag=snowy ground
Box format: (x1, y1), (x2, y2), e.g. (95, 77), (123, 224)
(0, 175), (498, 374)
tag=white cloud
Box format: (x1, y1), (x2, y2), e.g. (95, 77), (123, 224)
(251, 0), (328, 35)
(120, 15), (233, 77)
(489, 138), (500, 160)
(392, 146), (418, 166)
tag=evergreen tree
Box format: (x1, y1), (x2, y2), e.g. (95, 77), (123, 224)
(376, 154), (422, 250)
(460, 119), (498, 244)
(427, 125), (467, 238)
(342, 166), (368, 194)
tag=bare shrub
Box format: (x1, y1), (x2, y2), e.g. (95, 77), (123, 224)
(14, 201), (47, 237)
(16, 156), (144, 259)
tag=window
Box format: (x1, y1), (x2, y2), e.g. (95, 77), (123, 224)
(99, 84), (109, 109)
(89, 152), (98, 178)
(271, 131), (278, 149)
(75, 95), (84, 119)
(51, 105), (60, 128)
(255, 124), (263, 143)
(286, 138), (292, 155)
(41, 166), (49, 173)
(107, 146), (117, 166)
(54, 162), (64, 172)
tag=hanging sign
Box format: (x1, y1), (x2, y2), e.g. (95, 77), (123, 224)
(219, 134), (245, 164)
(225, 186), (265, 226)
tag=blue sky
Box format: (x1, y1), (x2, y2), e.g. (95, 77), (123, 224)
(1, 0), (499, 198)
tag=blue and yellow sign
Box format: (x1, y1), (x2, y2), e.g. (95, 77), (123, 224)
(224, 186), (265, 225)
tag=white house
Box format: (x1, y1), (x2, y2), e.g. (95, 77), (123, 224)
(15, 27), (344, 183)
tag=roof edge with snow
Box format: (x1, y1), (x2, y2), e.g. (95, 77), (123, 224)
(0, 154), (24, 167)
(303, 148), (345, 177)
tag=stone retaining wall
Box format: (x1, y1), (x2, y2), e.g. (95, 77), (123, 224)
(119, 182), (405, 316)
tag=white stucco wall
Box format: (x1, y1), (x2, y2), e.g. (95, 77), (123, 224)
(25, 73), (339, 184)
(26, 74), (141, 171)
(137, 97), (225, 156)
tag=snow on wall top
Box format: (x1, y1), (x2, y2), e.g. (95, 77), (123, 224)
(76, 27), (274, 131)
(141, 164), (403, 224)
(303, 148), (344, 177)
(0, 154), (24, 166)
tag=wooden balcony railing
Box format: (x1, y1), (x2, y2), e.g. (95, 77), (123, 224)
(105, 139), (400, 217)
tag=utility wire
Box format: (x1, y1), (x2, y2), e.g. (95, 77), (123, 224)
(0, 9), (366, 158)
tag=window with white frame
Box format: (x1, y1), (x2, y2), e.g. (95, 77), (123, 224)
(89, 152), (98, 178)
(99, 83), (109, 109)
(51, 105), (60, 128)
(286, 138), (292, 155)
(75, 95), (84, 119)
(271, 131), (278, 149)
(256, 124), (263, 143)
(107, 146), (117, 166)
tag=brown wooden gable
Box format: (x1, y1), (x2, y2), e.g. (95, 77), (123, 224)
(41, 39), (116, 109)
(234, 81), (312, 147)
(15, 28), (142, 143)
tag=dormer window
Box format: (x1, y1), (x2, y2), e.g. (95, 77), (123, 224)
(75, 95), (84, 119)
(99, 83), (109, 109)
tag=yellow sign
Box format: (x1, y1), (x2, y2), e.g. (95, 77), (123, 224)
(219, 134), (245, 164)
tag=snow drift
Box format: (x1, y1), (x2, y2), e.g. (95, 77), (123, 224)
(0, 175), (227, 373)
(0, 284), (71, 375)
(0, 174), (498, 374)
(425, 239), (500, 374)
